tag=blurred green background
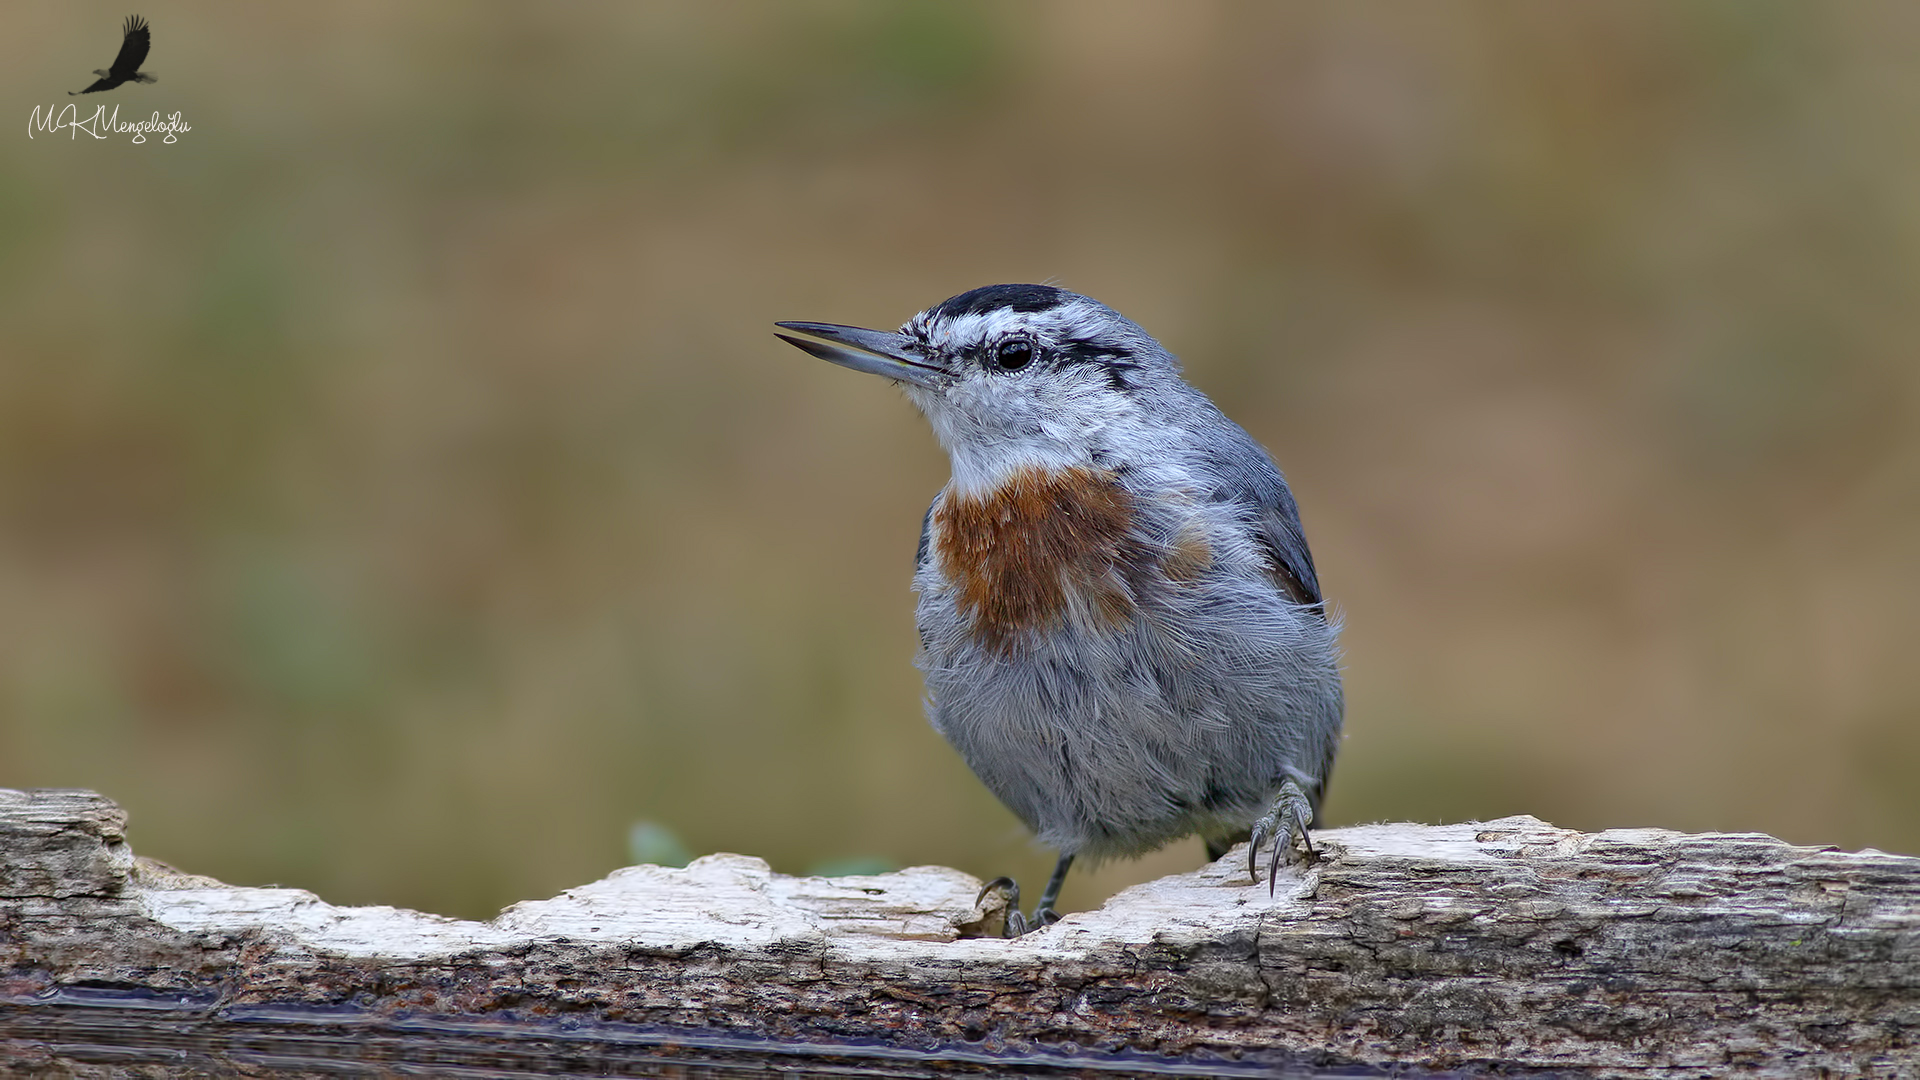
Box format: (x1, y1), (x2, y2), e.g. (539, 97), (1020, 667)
(4, 2), (1916, 921)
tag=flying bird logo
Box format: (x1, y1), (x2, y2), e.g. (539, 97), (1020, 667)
(71, 15), (156, 96)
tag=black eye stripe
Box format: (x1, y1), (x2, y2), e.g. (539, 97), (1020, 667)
(1056, 339), (1138, 391)
(1056, 340), (1131, 365)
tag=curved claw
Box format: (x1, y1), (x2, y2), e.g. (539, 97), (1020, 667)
(1267, 825), (1284, 896)
(976, 876), (1026, 939)
(976, 875), (1020, 911)
(979, 854), (1075, 938)
(1248, 777), (1320, 893)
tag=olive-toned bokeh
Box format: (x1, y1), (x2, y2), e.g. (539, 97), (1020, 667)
(4, 2), (1916, 921)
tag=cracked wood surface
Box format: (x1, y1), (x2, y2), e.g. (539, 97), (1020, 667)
(1, 787), (1916, 1077)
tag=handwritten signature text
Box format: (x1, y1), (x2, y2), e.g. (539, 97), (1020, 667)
(28, 103), (190, 144)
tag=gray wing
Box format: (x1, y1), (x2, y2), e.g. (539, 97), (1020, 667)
(1209, 427), (1341, 819)
(1201, 425), (1324, 612)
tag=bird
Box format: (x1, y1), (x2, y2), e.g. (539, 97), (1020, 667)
(71, 15), (155, 96)
(776, 284), (1343, 936)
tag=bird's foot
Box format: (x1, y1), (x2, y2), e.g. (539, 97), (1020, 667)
(1247, 777), (1317, 894)
(975, 876), (1061, 939)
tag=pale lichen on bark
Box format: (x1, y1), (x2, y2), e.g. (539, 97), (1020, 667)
(2, 787), (1915, 1077)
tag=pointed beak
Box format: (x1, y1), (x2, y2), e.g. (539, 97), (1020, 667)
(774, 321), (948, 389)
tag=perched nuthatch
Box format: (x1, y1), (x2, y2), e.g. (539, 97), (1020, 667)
(777, 285), (1342, 936)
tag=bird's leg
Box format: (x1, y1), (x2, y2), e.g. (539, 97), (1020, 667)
(975, 853), (1076, 939)
(1247, 777), (1317, 894)
(1032, 853), (1073, 928)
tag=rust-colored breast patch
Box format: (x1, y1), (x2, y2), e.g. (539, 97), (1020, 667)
(933, 466), (1147, 654)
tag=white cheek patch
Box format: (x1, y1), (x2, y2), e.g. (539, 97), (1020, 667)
(899, 296), (1148, 499)
(926, 372), (1143, 498)
(925, 381), (1079, 496)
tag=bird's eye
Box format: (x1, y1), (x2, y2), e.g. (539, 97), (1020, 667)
(994, 340), (1034, 371)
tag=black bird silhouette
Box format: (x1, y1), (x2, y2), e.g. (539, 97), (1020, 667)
(71, 15), (155, 95)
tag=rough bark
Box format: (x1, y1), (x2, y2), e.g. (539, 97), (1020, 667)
(1, 787), (1914, 1077)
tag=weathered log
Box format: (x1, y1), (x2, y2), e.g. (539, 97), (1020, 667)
(1, 787), (1915, 1077)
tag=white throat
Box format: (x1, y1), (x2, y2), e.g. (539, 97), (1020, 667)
(940, 437), (1087, 498)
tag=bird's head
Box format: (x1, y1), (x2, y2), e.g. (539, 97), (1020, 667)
(778, 285), (1180, 495)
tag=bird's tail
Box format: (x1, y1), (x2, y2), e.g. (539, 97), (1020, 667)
(131, 72), (156, 84)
